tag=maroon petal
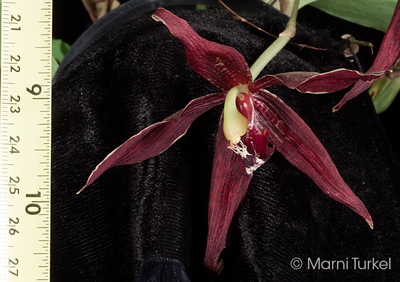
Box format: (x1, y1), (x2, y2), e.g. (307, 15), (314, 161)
(205, 116), (252, 275)
(152, 8), (252, 91)
(78, 92), (225, 193)
(249, 69), (386, 94)
(253, 89), (373, 229)
(334, 1), (400, 111)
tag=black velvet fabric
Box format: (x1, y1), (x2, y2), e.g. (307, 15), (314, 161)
(138, 258), (191, 281)
(52, 2), (400, 281)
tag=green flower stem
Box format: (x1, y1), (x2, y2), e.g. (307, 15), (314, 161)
(223, 0), (299, 143)
(249, 0), (299, 80)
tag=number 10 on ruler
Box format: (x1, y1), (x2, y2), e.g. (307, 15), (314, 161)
(1, 0), (52, 281)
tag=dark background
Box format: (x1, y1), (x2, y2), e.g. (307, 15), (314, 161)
(53, 0), (400, 161)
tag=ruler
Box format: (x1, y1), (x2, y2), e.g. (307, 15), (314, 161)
(1, 0), (51, 281)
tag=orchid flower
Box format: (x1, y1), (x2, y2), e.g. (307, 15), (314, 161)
(77, 4), (400, 275)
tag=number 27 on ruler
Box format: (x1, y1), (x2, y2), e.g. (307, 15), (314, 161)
(1, 0), (52, 281)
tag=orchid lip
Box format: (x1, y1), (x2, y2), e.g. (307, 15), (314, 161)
(223, 85), (249, 144)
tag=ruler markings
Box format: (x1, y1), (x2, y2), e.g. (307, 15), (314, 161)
(1, 0), (52, 281)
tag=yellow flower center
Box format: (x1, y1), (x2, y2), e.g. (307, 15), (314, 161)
(223, 85), (249, 144)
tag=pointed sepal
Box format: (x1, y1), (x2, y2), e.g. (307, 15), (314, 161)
(254, 89), (373, 228)
(78, 92), (225, 193)
(250, 69), (386, 94)
(152, 8), (253, 91)
(204, 116), (253, 275)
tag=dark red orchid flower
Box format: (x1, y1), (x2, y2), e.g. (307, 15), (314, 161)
(78, 5), (400, 275)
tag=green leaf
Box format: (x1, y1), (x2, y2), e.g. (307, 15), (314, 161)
(52, 38), (71, 64)
(299, 0), (397, 32)
(52, 38), (71, 77)
(299, 0), (318, 9)
(370, 76), (400, 114)
(196, 4), (207, 10)
(52, 56), (59, 78)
